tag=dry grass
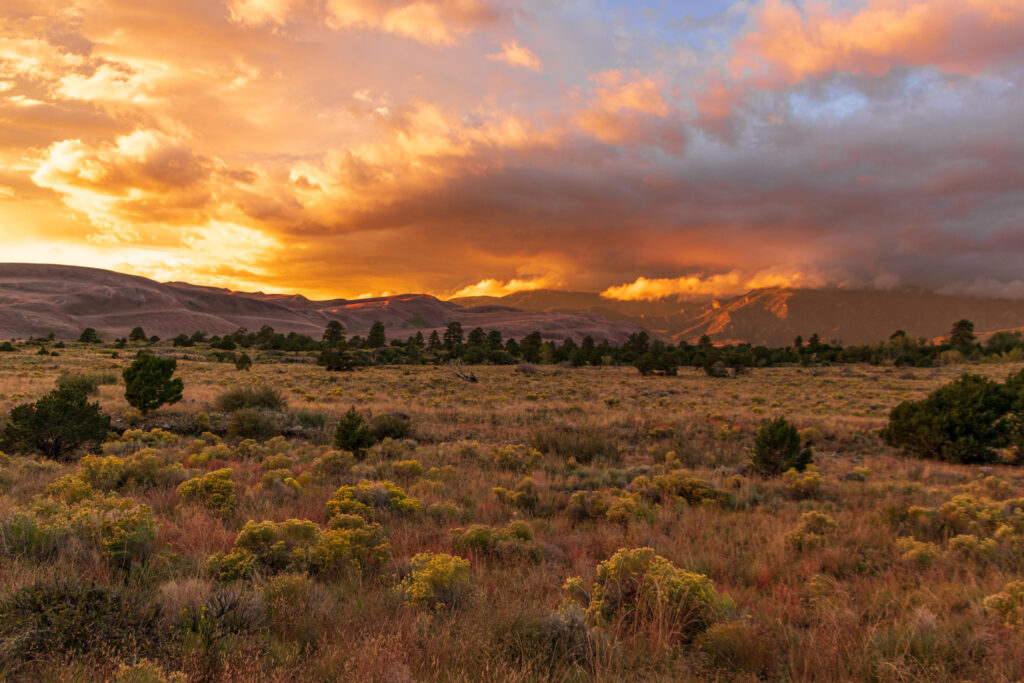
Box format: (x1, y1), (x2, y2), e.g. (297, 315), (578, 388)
(2, 344), (1024, 680)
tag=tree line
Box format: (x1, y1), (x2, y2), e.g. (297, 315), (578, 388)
(11, 318), (1022, 376)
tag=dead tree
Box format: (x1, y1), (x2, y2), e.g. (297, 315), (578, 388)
(450, 359), (478, 383)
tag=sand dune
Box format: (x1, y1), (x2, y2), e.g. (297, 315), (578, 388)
(0, 264), (644, 343)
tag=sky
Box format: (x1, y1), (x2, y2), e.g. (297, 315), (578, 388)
(1, 0), (1023, 301)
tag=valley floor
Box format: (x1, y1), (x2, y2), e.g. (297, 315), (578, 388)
(2, 346), (1024, 681)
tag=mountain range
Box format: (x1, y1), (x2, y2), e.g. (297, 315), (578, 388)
(3, 263), (1024, 347)
(453, 288), (1024, 347)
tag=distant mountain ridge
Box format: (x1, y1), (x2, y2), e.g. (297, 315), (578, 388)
(0, 264), (644, 343)
(6, 264), (1024, 347)
(454, 287), (1024, 347)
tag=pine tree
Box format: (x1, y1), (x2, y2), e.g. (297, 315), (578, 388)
(123, 353), (184, 415)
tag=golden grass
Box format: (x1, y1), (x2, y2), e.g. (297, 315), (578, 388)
(1, 344), (1024, 680)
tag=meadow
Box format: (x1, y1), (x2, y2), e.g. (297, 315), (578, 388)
(2, 342), (1024, 681)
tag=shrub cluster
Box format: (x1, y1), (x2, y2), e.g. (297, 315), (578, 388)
(400, 552), (474, 610)
(784, 511), (837, 551)
(530, 425), (619, 464)
(883, 371), (1024, 463)
(0, 582), (163, 661)
(1, 494), (156, 568)
(750, 417), (813, 477)
(326, 479), (421, 518)
(177, 468), (237, 512)
(564, 547), (733, 642)
(214, 385), (287, 413)
(450, 521), (542, 562)
(0, 386), (111, 461)
(206, 516), (390, 581)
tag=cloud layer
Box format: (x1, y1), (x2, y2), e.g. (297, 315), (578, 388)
(1, 0), (1022, 300)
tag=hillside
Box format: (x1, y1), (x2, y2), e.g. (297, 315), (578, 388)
(0, 264), (643, 343)
(455, 287), (1024, 347)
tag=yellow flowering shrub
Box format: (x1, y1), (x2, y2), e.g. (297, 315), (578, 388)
(207, 516), (391, 581)
(450, 520), (542, 562)
(400, 552), (473, 610)
(326, 479), (421, 519)
(985, 580), (1024, 627)
(564, 547), (733, 641)
(176, 468), (236, 511)
(784, 511), (837, 551)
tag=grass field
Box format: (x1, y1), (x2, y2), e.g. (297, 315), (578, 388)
(2, 344), (1024, 681)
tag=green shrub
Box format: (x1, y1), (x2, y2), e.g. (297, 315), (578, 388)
(1, 495), (157, 568)
(123, 353), (184, 415)
(530, 425), (619, 464)
(697, 618), (773, 676)
(493, 476), (540, 513)
(652, 470), (727, 505)
(103, 428), (179, 456)
(0, 386), (111, 461)
(293, 409), (326, 430)
(317, 514), (392, 577)
(567, 490), (611, 523)
(784, 511), (837, 551)
(783, 466), (822, 500)
(260, 468), (303, 499)
(400, 552), (473, 610)
(565, 547), (732, 641)
(260, 453), (294, 471)
(494, 604), (599, 673)
(261, 573), (321, 648)
(78, 327), (101, 343)
(214, 385), (287, 413)
(883, 374), (1015, 464)
(76, 450), (185, 490)
(426, 501), (463, 522)
(334, 407), (375, 458)
(57, 371), (116, 396)
(326, 479), (421, 519)
(0, 582), (163, 661)
(206, 516), (390, 581)
(895, 537), (941, 566)
(391, 459), (423, 479)
(984, 579), (1024, 627)
(451, 521), (542, 562)
(177, 468), (237, 511)
(528, 423), (614, 466)
(310, 450), (355, 481)
(369, 413), (411, 441)
(227, 408), (281, 441)
(750, 417), (812, 477)
(492, 444), (543, 472)
(605, 493), (656, 526)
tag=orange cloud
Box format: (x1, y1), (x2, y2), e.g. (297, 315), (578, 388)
(4, 0), (1024, 302)
(287, 100), (553, 224)
(601, 269), (829, 301)
(451, 274), (559, 298)
(486, 39), (542, 71)
(227, 0), (504, 45)
(574, 70), (683, 148)
(31, 130), (214, 230)
(732, 0), (1024, 85)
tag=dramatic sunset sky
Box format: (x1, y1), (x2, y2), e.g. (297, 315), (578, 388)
(1, 0), (1022, 300)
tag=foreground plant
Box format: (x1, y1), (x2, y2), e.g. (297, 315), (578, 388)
(564, 547), (733, 642)
(0, 385), (110, 460)
(400, 552), (473, 610)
